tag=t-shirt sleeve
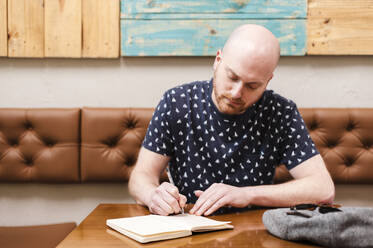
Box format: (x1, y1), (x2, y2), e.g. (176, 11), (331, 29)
(278, 103), (319, 170)
(142, 92), (175, 157)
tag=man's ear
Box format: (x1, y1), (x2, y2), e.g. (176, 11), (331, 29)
(265, 73), (274, 87)
(213, 50), (222, 71)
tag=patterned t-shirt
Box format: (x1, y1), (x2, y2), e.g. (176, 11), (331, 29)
(143, 79), (319, 204)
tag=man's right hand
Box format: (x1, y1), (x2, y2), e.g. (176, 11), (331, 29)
(147, 182), (187, 216)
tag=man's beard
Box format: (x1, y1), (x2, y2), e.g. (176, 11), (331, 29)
(212, 73), (246, 115)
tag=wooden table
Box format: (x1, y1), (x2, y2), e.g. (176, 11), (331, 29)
(58, 204), (320, 248)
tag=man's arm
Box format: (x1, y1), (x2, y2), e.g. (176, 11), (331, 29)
(128, 147), (187, 215)
(245, 154), (335, 206)
(190, 154), (335, 216)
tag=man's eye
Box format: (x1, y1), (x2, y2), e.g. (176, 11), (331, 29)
(229, 76), (239, 81)
(246, 84), (258, 89)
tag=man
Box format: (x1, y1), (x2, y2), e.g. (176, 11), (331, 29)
(129, 24), (335, 216)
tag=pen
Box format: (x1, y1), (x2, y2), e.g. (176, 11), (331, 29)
(166, 166), (185, 214)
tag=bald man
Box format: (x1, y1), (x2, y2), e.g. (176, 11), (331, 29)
(129, 24), (335, 216)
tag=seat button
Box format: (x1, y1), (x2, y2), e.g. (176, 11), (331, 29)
(9, 139), (18, 147)
(126, 157), (136, 166)
(327, 143), (336, 148)
(25, 159), (33, 166)
(24, 122), (33, 130)
(346, 123), (355, 131)
(345, 157), (355, 167)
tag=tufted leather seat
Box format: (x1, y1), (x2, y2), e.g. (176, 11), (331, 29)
(0, 222), (76, 248)
(1, 108), (372, 184)
(80, 107), (154, 182)
(275, 108), (373, 183)
(0, 109), (80, 182)
(1, 107), (371, 247)
(79, 107), (373, 184)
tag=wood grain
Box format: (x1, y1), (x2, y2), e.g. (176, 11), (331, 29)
(44, 0), (81, 58)
(121, 0), (307, 19)
(121, 0), (307, 56)
(307, 0), (373, 55)
(121, 19), (306, 56)
(82, 0), (119, 58)
(0, 0), (7, 56)
(8, 0), (44, 58)
(57, 204), (321, 248)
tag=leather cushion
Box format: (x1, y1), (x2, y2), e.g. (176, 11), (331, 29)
(80, 107), (153, 182)
(0, 222), (76, 248)
(0, 108), (80, 182)
(275, 108), (373, 184)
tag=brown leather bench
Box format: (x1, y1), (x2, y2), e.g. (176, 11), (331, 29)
(81, 107), (373, 186)
(0, 223), (76, 248)
(1, 107), (373, 247)
(0, 108), (79, 248)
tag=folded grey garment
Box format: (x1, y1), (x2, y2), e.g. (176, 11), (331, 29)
(262, 207), (373, 248)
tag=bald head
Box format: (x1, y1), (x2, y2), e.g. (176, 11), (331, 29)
(211, 25), (280, 115)
(220, 24), (280, 80)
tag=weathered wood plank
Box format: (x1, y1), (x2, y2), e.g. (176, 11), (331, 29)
(8, 0), (44, 58)
(121, 0), (307, 19)
(82, 0), (120, 58)
(307, 0), (373, 55)
(0, 0), (7, 56)
(121, 19), (306, 56)
(45, 0), (81, 58)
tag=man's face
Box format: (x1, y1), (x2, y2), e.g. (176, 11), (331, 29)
(212, 54), (272, 115)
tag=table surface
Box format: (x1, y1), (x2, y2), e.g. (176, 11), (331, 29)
(57, 204), (320, 248)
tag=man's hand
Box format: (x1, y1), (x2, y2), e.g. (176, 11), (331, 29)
(189, 183), (249, 216)
(147, 182), (187, 216)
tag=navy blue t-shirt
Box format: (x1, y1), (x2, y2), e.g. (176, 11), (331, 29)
(143, 79), (318, 204)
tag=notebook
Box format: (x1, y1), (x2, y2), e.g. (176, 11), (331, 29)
(106, 213), (234, 243)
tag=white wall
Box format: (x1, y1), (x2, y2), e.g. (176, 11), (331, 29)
(0, 56), (373, 226)
(0, 183), (134, 226)
(1, 56), (373, 109)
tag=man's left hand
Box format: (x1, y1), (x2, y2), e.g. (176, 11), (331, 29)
(189, 183), (249, 216)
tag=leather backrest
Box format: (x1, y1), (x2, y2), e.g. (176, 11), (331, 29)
(80, 107), (153, 182)
(1, 108), (372, 184)
(81, 107), (373, 184)
(274, 108), (373, 184)
(0, 108), (80, 182)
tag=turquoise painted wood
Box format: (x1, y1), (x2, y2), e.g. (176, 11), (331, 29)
(121, 0), (307, 56)
(121, 19), (306, 56)
(121, 0), (306, 19)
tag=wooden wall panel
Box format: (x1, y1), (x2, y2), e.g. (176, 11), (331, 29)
(121, 0), (307, 19)
(8, 0), (44, 58)
(121, 0), (307, 56)
(82, 0), (119, 58)
(0, 0), (6, 57)
(122, 19), (306, 56)
(45, 0), (81, 58)
(307, 0), (373, 55)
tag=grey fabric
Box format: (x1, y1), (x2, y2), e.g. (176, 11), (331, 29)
(262, 207), (373, 248)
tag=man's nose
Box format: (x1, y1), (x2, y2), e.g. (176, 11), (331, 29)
(230, 81), (243, 99)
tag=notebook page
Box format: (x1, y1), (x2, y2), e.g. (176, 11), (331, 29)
(107, 215), (188, 237)
(154, 214), (232, 231)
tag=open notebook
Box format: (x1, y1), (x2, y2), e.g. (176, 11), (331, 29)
(106, 214), (234, 243)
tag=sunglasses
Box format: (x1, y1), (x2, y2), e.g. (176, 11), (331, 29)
(286, 203), (342, 218)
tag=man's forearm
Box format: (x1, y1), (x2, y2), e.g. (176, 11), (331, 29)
(128, 171), (159, 206)
(244, 174), (335, 207)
